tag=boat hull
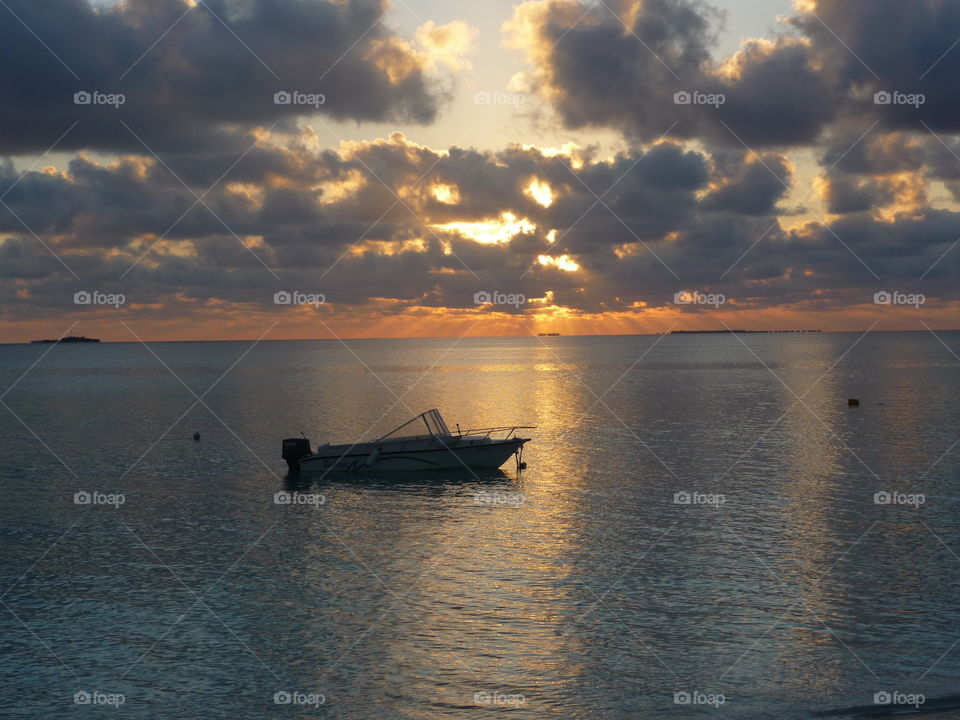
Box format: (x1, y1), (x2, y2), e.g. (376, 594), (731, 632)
(297, 438), (528, 473)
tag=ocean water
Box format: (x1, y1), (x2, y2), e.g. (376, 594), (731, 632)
(1, 332), (959, 719)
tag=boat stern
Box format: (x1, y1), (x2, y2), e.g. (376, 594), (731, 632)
(281, 437), (312, 475)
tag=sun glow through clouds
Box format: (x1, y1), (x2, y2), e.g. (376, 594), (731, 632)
(434, 212), (536, 244)
(538, 254), (580, 271)
(431, 182), (461, 204)
(525, 178), (555, 207)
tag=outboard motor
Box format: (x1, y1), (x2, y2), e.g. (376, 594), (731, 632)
(281, 438), (312, 475)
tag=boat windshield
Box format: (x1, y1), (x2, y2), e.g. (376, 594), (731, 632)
(378, 409), (452, 440)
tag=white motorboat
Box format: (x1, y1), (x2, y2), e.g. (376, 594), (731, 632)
(281, 409), (534, 475)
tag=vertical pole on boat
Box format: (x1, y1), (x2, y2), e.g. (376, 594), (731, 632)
(515, 444), (526, 472)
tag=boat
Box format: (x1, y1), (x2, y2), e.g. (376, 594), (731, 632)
(281, 409), (534, 475)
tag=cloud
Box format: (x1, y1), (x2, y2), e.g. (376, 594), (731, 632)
(504, 0), (960, 148)
(504, 0), (835, 147)
(701, 150), (793, 215)
(414, 20), (479, 73)
(789, 0), (960, 133)
(0, 0), (449, 155)
(2, 131), (958, 336)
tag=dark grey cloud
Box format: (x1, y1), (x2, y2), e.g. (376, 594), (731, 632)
(508, 0), (960, 149)
(701, 151), (791, 216)
(507, 0), (835, 147)
(822, 177), (887, 215)
(0, 0), (443, 154)
(789, 0), (960, 134)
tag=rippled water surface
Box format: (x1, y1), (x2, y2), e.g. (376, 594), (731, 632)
(2, 333), (960, 718)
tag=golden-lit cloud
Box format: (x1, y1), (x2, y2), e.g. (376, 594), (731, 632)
(716, 37), (810, 82)
(317, 169), (367, 204)
(367, 36), (426, 84)
(414, 20), (478, 73)
(346, 237), (429, 257)
(434, 212), (536, 244)
(538, 254), (580, 271)
(521, 142), (588, 170)
(431, 182), (461, 205)
(525, 178), (555, 207)
(226, 182), (266, 209)
(503, 0), (585, 106)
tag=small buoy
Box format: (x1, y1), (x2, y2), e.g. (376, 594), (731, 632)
(848, 399), (860, 407)
(193, 431), (201, 441)
(518, 461), (527, 470)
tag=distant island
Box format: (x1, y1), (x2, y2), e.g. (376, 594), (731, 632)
(537, 332), (560, 336)
(30, 336), (101, 344)
(671, 330), (821, 334)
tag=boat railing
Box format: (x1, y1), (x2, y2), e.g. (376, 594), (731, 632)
(456, 425), (537, 440)
(372, 427), (534, 454)
(373, 419), (536, 450)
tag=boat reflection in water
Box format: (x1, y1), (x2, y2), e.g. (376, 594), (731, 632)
(280, 465), (518, 494)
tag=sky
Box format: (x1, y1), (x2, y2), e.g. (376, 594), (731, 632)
(1, 0), (959, 341)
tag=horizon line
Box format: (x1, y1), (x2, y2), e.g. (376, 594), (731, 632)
(8, 328), (960, 344)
